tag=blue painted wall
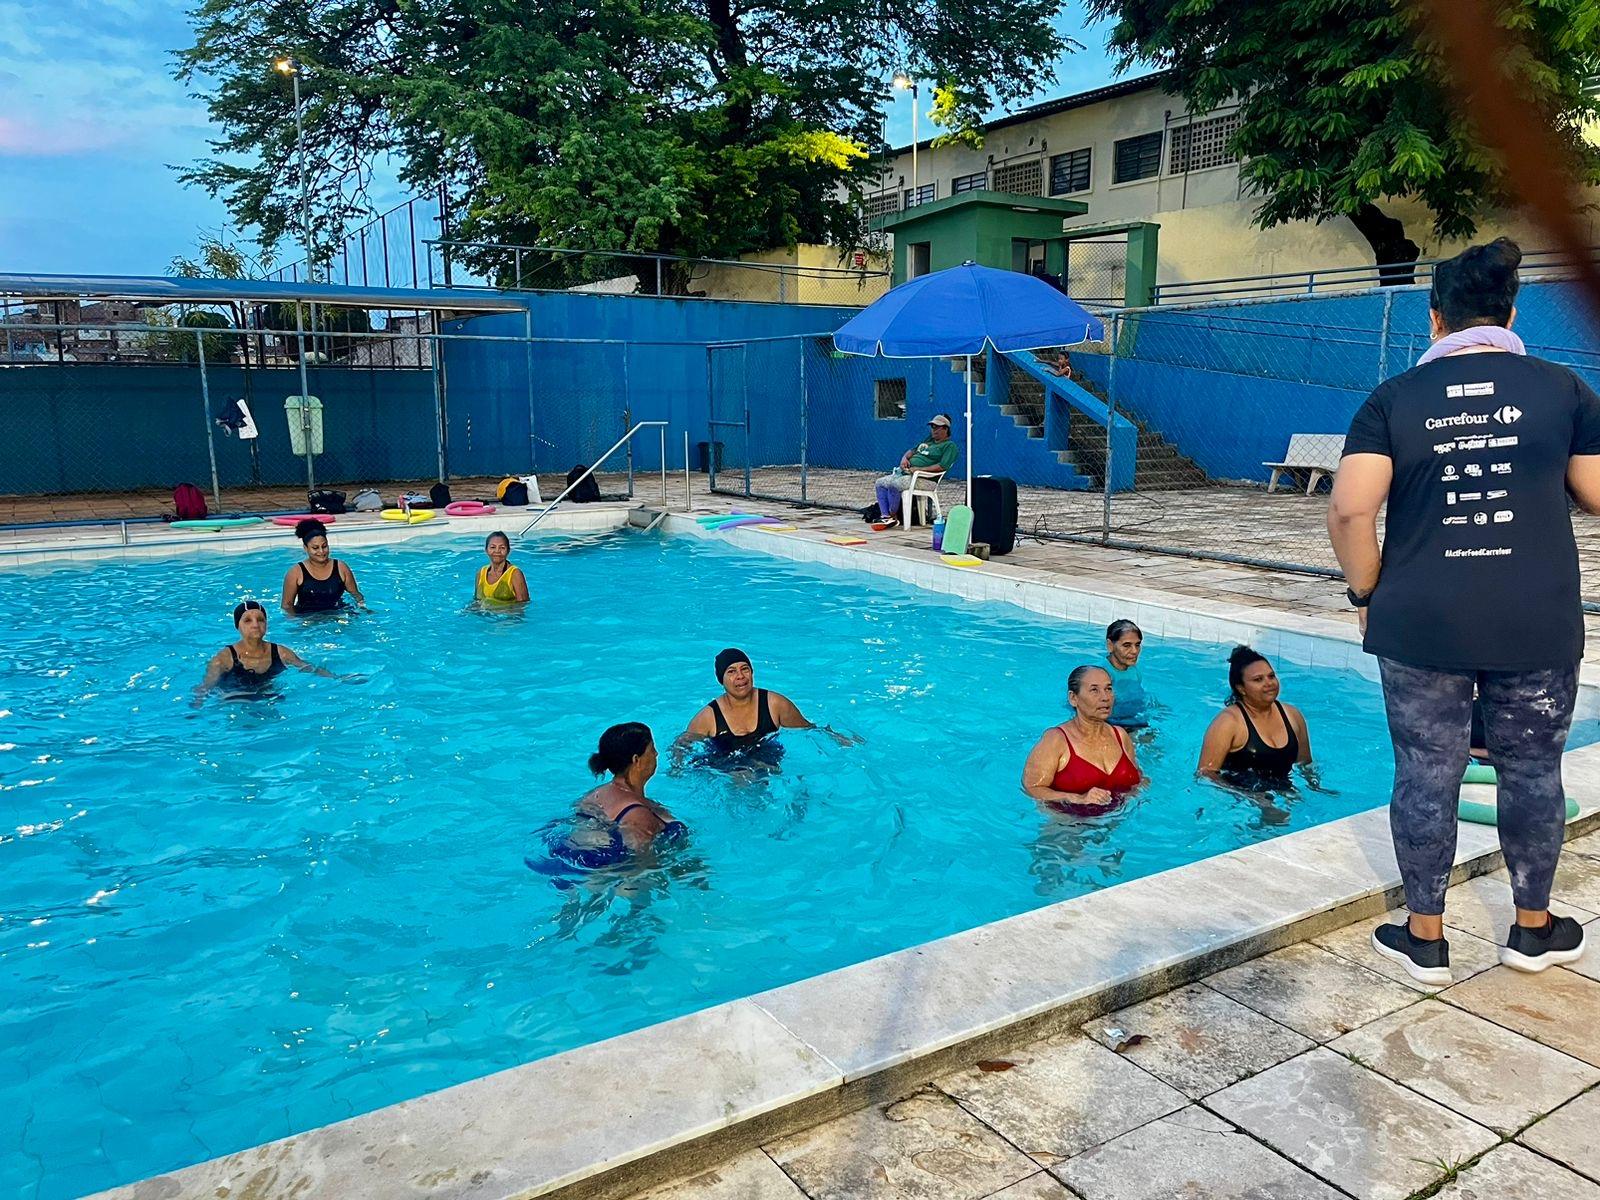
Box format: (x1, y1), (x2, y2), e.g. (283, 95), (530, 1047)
(1073, 279), (1600, 484)
(443, 292), (861, 474)
(0, 363), (435, 494)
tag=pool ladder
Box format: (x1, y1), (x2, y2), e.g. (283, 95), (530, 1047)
(520, 421), (670, 537)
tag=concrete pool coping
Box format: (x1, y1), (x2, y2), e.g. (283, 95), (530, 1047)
(70, 510), (1600, 1200)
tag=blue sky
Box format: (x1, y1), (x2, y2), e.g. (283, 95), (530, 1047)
(0, 2), (1121, 277)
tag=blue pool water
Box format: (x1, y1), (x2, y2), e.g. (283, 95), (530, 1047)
(0, 530), (1570, 1197)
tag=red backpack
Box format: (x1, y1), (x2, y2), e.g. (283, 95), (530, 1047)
(173, 483), (208, 521)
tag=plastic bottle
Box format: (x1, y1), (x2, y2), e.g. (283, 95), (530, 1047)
(932, 518), (946, 552)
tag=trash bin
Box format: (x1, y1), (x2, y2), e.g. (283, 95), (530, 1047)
(284, 395), (325, 456)
(695, 440), (725, 474)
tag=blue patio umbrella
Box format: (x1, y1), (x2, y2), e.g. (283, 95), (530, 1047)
(832, 262), (1105, 508)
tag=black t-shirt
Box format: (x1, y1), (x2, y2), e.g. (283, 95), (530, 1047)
(1343, 352), (1600, 670)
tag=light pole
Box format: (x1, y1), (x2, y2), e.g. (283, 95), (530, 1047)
(274, 56), (315, 284)
(893, 73), (919, 204)
(275, 55), (319, 491)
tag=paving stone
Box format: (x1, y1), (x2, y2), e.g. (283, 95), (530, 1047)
(936, 1035), (1186, 1167)
(1051, 1106), (1344, 1200)
(1568, 830), (1600, 858)
(632, 1150), (804, 1199)
(1520, 1089), (1600, 1183)
(1442, 966), (1600, 1066)
(983, 1173), (1080, 1199)
(1314, 908), (1501, 992)
(1201, 942), (1420, 1042)
(1080, 983), (1313, 1098)
(1329, 999), (1600, 1132)
(1208, 1047), (1498, 1200)
(1431, 1143), (1600, 1200)
(766, 1089), (1037, 1200)
(1442, 874), (1595, 945)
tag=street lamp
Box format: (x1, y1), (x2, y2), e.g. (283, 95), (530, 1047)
(893, 72), (919, 205)
(276, 55), (319, 490)
(275, 56), (315, 284)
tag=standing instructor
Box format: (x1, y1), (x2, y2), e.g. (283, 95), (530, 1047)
(1329, 238), (1600, 984)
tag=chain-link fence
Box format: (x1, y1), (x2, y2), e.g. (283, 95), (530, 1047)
(0, 313), (688, 525)
(702, 282), (1600, 605)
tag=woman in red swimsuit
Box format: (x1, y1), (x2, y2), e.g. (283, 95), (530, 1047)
(1022, 665), (1143, 815)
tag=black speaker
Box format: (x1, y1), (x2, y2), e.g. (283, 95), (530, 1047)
(970, 475), (1018, 556)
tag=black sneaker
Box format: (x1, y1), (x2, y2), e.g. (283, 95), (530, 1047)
(1371, 921), (1452, 986)
(1500, 915), (1586, 973)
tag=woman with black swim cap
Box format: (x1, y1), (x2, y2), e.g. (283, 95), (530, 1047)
(679, 648), (818, 769)
(280, 518), (365, 615)
(194, 600), (331, 702)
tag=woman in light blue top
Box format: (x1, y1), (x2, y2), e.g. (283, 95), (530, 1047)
(1105, 619), (1147, 728)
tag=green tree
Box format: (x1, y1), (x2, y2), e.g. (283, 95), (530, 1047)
(142, 308), (235, 363)
(177, 0), (1072, 288)
(1088, 0), (1600, 277)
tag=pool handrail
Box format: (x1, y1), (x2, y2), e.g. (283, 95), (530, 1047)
(520, 420), (669, 536)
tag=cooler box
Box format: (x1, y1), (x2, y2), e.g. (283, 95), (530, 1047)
(971, 475), (1018, 556)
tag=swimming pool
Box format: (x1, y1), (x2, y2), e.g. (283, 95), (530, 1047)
(0, 530), (1561, 1197)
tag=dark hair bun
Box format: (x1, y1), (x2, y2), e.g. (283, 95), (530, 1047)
(1431, 238), (1522, 331)
(587, 751), (608, 775)
(294, 518), (328, 543)
(590, 722), (653, 776)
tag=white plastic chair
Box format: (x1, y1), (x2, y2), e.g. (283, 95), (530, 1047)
(901, 470), (946, 526)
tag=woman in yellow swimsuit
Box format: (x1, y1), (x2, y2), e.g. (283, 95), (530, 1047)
(474, 531), (530, 603)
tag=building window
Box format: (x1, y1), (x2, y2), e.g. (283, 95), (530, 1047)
(866, 191), (900, 219)
(1168, 111), (1242, 174)
(903, 183), (936, 209)
(1113, 132), (1163, 183)
(1049, 148), (1092, 195)
(991, 158), (1043, 196)
(908, 242), (931, 278)
(951, 170), (987, 194)
(875, 378), (907, 420)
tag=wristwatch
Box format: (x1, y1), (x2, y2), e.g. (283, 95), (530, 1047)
(1346, 587), (1372, 608)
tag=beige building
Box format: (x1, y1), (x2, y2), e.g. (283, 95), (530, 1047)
(866, 72), (1593, 298)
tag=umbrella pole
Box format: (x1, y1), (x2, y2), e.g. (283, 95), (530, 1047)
(965, 354), (973, 510)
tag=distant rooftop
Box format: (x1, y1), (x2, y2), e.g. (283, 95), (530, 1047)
(888, 72), (1171, 155)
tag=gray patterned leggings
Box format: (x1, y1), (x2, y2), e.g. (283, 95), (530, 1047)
(1378, 657), (1578, 916)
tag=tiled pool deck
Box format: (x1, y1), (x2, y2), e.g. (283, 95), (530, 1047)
(10, 494), (1598, 1200)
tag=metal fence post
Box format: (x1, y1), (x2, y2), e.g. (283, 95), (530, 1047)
(1102, 312), (1120, 545)
(742, 347), (752, 498)
(1377, 289), (1396, 384)
(623, 347), (635, 498)
(705, 346), (717, 493)
(524, 310), (537, 471)
(798, 337), (809, 504)
(432, 332), (448, 483)
(293, 300), (317, 493)
(196, 330), (222, 507)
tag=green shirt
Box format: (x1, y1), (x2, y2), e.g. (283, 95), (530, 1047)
(907, 438), (958, 472)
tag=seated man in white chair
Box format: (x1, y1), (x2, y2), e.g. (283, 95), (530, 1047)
(873, 414), (959, 527)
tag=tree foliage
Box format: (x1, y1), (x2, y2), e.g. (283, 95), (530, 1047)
(177, 0), (1072, 279)
(1088, 0), (1600, 266)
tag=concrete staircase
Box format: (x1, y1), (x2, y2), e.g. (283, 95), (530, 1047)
(1004, 367), (1208, 491)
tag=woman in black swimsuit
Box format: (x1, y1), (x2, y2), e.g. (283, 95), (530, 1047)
(280, 519), (365, 615)
(680, 648), (814, 766)
(194, 601), (331, 703)
(576, 723), (684, 852)
(1197, 646), (1314, 789)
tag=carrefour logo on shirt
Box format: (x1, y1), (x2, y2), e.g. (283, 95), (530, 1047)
(1493, 404), (1522, 425)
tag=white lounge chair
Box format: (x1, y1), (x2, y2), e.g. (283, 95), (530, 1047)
(1265, 434), (1345, 495)
(902, 470), (947, 526)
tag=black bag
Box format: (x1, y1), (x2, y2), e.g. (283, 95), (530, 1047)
(861, 503), (881, 524)
(970, 475), (1019, 556)
(500, 481), (530, 506)
(429, 482), (451, 507)
(308, 489), (347, 514)
(566, 465), (601, 503)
